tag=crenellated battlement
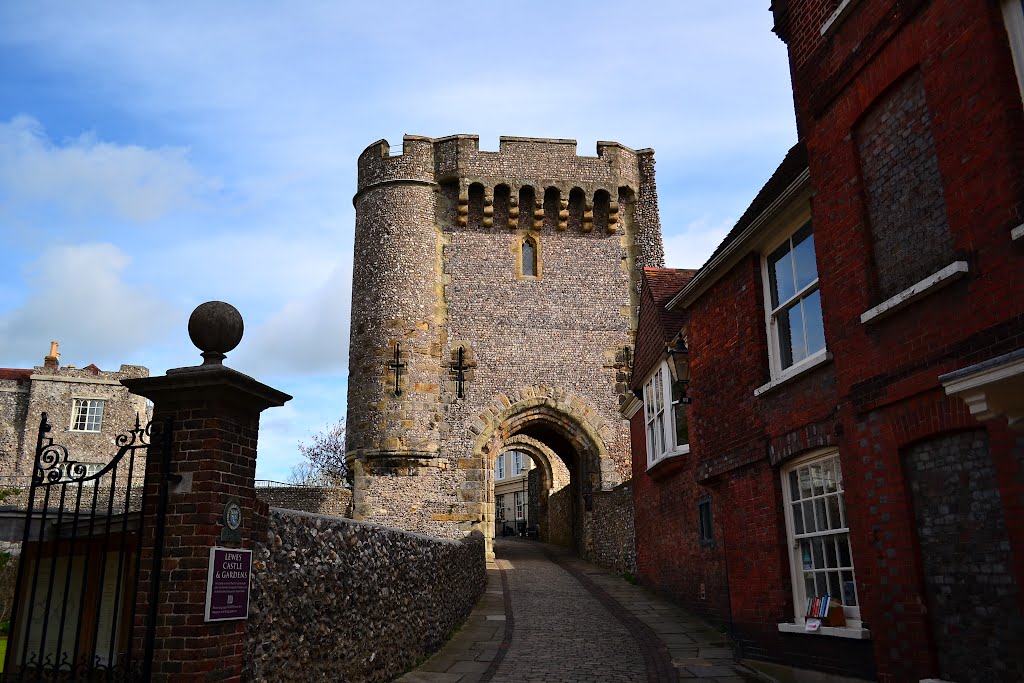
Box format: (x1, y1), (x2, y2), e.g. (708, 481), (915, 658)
(356, 134), (656, 204)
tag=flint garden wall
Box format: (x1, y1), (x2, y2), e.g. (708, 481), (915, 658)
(244, 508), (487, 682)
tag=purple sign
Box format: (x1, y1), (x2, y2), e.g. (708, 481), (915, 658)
(204, 547), (252, 622)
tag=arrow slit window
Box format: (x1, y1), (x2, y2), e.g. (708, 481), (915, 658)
(522, 236), (538, 277)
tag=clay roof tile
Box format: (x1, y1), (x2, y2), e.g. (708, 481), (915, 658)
(0, 368), (32, 382)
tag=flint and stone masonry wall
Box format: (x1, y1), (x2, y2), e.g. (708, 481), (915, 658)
(347, 134), (665, 560)
(255, 485), (352, 517)
(586, 481), (636, 576)
(245, 508), (486, 683)
(1, 362), (149, 490)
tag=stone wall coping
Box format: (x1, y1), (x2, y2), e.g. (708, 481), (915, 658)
(29, 374), (123, 386)
(123, 365), (291, 411)
(269, 507), (481, 547)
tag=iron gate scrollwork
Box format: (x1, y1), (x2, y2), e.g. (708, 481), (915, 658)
(3, 412), (172, 682)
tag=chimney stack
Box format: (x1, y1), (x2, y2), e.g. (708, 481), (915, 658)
(44, 340), (59, 370)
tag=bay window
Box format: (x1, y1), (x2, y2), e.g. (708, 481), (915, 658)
(642, 361), (689, 467)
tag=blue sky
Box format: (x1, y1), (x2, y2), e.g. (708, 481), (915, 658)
(0, 2), (797, 480)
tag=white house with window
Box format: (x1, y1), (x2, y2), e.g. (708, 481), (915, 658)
(493, 448), (535, 535)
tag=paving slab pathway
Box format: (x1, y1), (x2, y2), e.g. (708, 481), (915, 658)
(396, 538), (763, 683)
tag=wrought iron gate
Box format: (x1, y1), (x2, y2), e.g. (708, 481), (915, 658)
(2, 412), (172, 682)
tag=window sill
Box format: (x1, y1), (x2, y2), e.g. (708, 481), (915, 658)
(754, 352), (832, 397)
(860, 261), (968, 325)
(820, 0), (863, 36)
(1012, 223), (1024, 241)
(646, 444), (689, 472)
(777, 622), (871, 639)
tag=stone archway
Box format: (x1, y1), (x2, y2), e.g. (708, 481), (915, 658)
(497, 435), (571, 545)
(471, 387), (620, 557)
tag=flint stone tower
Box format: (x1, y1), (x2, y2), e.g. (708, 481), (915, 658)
(346, 134), (664, 555)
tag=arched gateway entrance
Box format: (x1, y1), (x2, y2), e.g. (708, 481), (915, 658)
(472, 389), (621, 558)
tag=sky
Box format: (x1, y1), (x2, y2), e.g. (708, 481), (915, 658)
(0, 2), (797, 481)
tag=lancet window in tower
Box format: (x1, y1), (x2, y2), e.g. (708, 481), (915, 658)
(522, 236), (538, 277)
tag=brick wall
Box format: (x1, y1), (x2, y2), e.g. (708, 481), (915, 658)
(244, 509), (486, 682)
(631, 227), (873, 677)
(904, 429), (1024, 683)
(772, 1), (1024, 680)
(854, 69), (953, 299)
(131, 400), (262, 681)
(630, 408), (732, 630)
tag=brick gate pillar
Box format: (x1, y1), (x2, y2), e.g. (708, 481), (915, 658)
(122, 302), (291, 682)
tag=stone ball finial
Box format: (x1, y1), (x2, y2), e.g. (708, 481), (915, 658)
(188, 301), (244, 366)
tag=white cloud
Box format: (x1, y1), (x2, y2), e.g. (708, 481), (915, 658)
(663, 216), (734, 271)
(0, 116), (212, 222)
(0, 243), (180, 368)
(153, 235), (349, 308)
(231, 261), (353, 376)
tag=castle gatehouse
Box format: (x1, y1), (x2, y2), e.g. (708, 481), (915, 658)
(345, 134), (665, 556)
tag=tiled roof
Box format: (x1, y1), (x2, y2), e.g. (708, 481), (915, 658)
(631, 268), (697, 388)
(0, 368), (32, 382)
(645, 267), (697, 339)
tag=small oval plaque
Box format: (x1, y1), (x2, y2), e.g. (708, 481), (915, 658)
(225, 500), (242, 530)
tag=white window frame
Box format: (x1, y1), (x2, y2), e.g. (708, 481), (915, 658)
(761, 221), (827, 383)
(781, 449), (862, 629)
(514, 491), (525, 520)
(495, 494), (506, 522)
(70, 398), (105, 432)
(642, 361), (689, 469)
(511, 450), (523, 476)
(77, 462), (106, 488)
(495, 454), (505, 480)
(1002, 0), (1024, 104)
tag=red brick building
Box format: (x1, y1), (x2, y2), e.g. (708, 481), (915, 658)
(627, 2), (1024, 681)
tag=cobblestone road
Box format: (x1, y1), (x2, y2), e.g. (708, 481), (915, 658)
(398, 539), (760, 683)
